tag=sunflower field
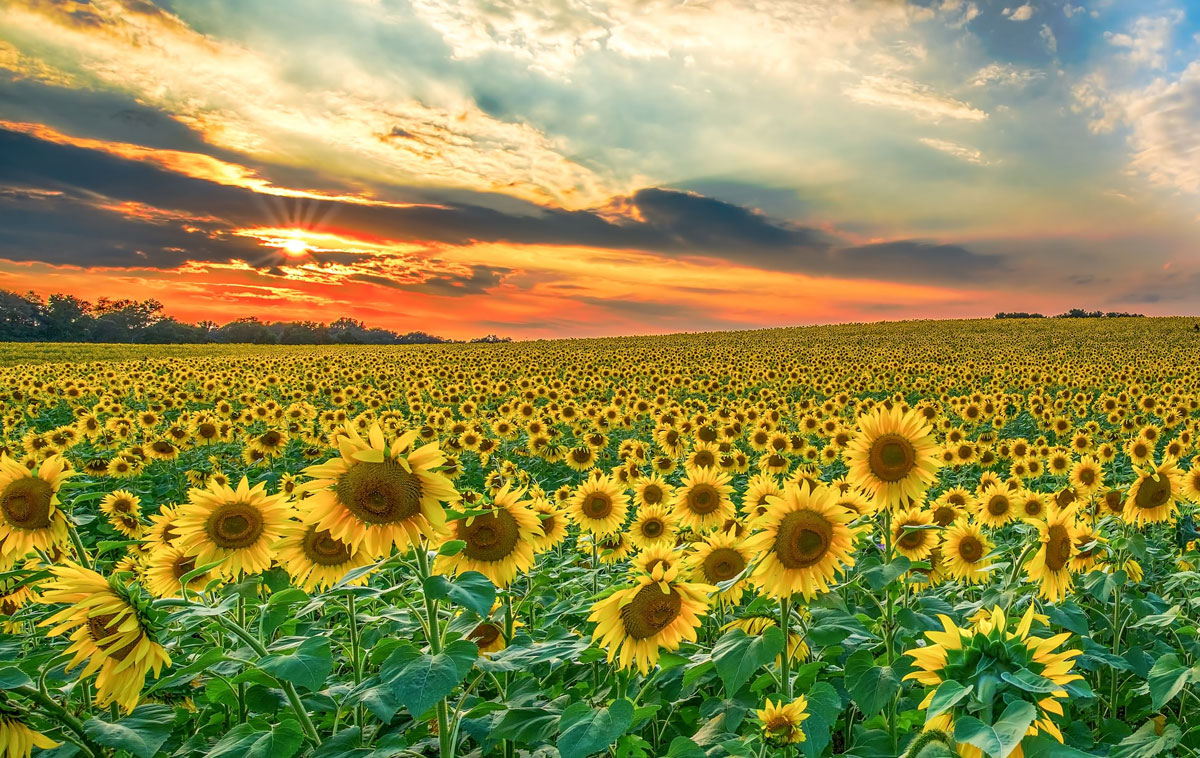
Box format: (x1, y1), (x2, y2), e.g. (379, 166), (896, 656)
(2, 318), (1200, 758)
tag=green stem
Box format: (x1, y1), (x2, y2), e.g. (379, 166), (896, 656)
(348, 593), (366, 733)
(217, 615), (322, 746)
(779, 595), (792, 700)
(14, 686), (101, 758)
(502, 591), (515, 758)
(66, 521), (92, 570)
(236, 594), (248, 724)
(414, 545), (454, 758)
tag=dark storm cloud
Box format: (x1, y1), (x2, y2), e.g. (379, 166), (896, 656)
(0, 127), (1005, 285)
(347, 265), (509, 296)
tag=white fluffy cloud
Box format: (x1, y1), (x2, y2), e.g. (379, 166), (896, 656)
(844, 76), (988, 121)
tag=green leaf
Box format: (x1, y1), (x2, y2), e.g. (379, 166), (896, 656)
(863, 556), (912, 591)
(259, 636), (333, 692)
(926, 681), (972, 720)
(557, 698), (635, 758)
(437, 540), (466, 556)
(1148, 653), (1191, 710)
(0, 666), (33, 690)
(84, 704), (174, 758)
(492, 706), (561, 743)
(382, 641), (474, 718)
(205, 721), (304, 758)
(953, 700), (1037, 758)
(844, 648), (900, 717)
(799, 681), (842, 758)
(712, 626), (784, 694)
(1000, 668), (1061, 694)
(1111, 721), (1182, 758)
(433, 571), (496, 618)
(665, 737), (707, 758)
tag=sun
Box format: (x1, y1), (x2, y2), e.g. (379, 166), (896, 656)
(281, 237), (309, 256)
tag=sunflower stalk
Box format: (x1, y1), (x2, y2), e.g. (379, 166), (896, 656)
(413, 545), (455, 758)
(13, 685), (101, 758)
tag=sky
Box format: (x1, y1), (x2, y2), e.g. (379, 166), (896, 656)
(0, 0), (1198, 339)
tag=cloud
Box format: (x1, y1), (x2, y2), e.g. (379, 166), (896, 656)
(1104, 12), (1184, 70)
(971, 63), (1044, 87)
(1006, 4), (1034, 22)
(834, 241), (1005, 281)
(918, 138), (990, 165)
(843, 76), (988, 121)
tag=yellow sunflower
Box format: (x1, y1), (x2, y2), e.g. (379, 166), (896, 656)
(723, 614), (810, 663)
(633, 474), (673, 509)
(589, 563), (712, 674)
(1024, 504), (1079, 603)
(434, 483), (542, 588)
(892, 506), (939, 561)
(976, 484), (1016, 528)
(672, 467), (735, 533)
(0, 715), (59, 758)
(142, 545), (213, 598)
(173, 477), (291, 578)
(942, 521), (994, 584)
(39, 563), (170, 713)
(0, 454), (73, 560)
(274, 521), (373, 592)
(568, 476), (630, 536)
(844, 406), (940, 510)
(757, 696), (810, 745)
(685, 531), (752, 606)
(1124, 460), (1184, 527)
(629, 504), (678, 550)
(528, 498), (569, 552)
(302, 423), (459, 558)
(630, 542), (681, 576)
(744, 483), (860, 601)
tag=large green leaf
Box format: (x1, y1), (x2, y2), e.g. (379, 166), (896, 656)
(1000, 668), (1060, 694)
(84, 704), (174, 758)
(1147, 654), (1191, 710)
(926, 680), (972, 720)
(557, 698), (635, 758)
(844, 649), (900, 717)
(800, 681), (842, 758)
(423, 571), (496, 618)
(491, 707), (561, 744)
(0, 666), (33, 690)
(712, 626), (784, 694)
(382, 639), (476, 717)
(259, 636), (333, 692)
(1111, 721), (1183, 758)
(665, 737), (707, 758)
(953, 700), (1037, 758)
(205, 720), (304, 758)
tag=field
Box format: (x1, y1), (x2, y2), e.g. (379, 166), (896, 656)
(2, 317), (1200, 758)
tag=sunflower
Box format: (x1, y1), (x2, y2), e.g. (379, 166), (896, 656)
(633, 474), (673, 509)
(302, 424), (459, 558)
(467, 620), (510, 654)
(99, 490), (141, 520)
(672, 467), (734, 533)
(941, 521), (993, 584)
(892, 506), (938, 561)
(905, 605), (1082, 752)
(1124, 460), (1184, 527)
(142, 545), (213, 598)
(1025, 504), (1079, 603)
(173, 477), (291, 578)
(1068, 456), (1104, 496)
(685, 531), (752, 606)
(629, 504), (678, 550)
(976, 484), (1016, 528)
(0, 713), (58, 758)
(274, 521), (373, 592)
(631, 542), (681, 576)
(528, 498), (568, 552)
(588, 563), (712, 674)
(1069, 525), (1105, 572)
(757, 696), (810, 745)
(1183, 462), (1200, 502)
(39, 563), (170, 713)
(144, 505), (182, 550)
(434, 483), (542, 588)
(0, 454), (73, 560)
(1015, 490), (1048, 522)
(745, 483), (860, 600)
(568, 476), (630, 536)
(844, 406), (940, 510)
(742, 475), (783, 520)
(582, 531), (636, 565)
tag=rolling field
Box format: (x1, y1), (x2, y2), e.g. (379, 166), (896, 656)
(2, 317), (1200, 758)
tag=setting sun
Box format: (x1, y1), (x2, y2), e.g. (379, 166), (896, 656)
(281, 237), (309, 257)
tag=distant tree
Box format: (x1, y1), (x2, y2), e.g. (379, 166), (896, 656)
(135, 318), (208, 344)
(278, 321), (334, 345)
(43, 294), (93, 341)
(215, 317), (278, 344)
(0, 290), (44, 341)
(994, 312), (1045, 319)
(469, 334), (512, 343)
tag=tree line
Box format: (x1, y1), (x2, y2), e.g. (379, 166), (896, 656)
(994, 309), (1145, 319)
(0, 290), (511, 344)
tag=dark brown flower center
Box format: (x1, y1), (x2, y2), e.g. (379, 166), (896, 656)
(703, 547), (745, 582)
(204, 502), (265, 549)
(302, 526), (354, 566)
(640, 518), (665, 538)
(0, 477), (53, 530)
(773, 509), (833, 569)
(87, 612), (138, 661)
(336, 461), (424, 524)
(468, 622), (502, 647)
(621, 583), (682, 640)
(583, 493), (613, 519)
(686, 484), (721, 515)
(868, 434), (917, 482)
(642, 484), (664, 505)
(987, 494), (1009, 516)
(957, 535), (983, 562)
(1045, 524), (1072, 571)
(460, 509), (520, 562)
(1134, 474), (1172, 511)
(933, 505), (956, 527)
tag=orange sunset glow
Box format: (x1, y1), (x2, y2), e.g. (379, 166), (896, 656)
(1, 0), (1198, 338)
